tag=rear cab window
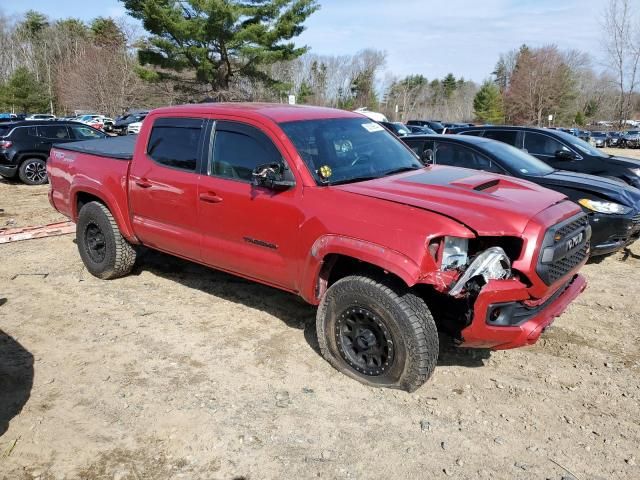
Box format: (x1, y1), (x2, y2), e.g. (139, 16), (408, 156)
(146, 117), (205, 172)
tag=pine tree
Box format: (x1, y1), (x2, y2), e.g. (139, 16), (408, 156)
(122, 0), (319, 95)
(442, 73), (457, 98)
(0, 67), (50, 113)
(473, 81), (505, 124)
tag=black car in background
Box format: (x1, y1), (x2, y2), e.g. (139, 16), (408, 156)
(402, 134), (640, 256)
(380, 121), (411, 137)
(622, 130), (640, 148)
(113, 111), (148, 135)
(454, 126), (640, 188)
(406, 124), (437, 134)
(607, 131), (624, 147)
(407, 119), (446, 134)
(0, 121), (107, 184)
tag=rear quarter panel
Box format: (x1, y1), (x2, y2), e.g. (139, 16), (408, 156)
(48, 147), (136, 241)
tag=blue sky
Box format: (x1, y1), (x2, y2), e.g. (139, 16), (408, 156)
(1, 0), (606, 82)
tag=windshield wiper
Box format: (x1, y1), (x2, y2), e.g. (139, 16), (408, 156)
(326, 166), (422, 186)
(328, 175), (380, 186)
(381, 166), (422, 177)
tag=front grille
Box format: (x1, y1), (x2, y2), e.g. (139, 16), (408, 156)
(556, 216), (588, 239)
(543, 244), (589, 284)
(536, 213), (589, 285)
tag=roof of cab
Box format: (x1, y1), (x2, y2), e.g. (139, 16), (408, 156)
(149, 102), (362, 123)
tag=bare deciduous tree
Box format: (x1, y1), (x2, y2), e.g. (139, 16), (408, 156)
(603, 0), (640, 125)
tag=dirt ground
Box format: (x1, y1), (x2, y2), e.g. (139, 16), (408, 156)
(1, 149), (639, 479)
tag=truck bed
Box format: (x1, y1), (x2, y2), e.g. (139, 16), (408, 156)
(53, 135), (136, 160)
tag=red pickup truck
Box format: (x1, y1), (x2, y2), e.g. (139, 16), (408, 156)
(48, 104), (589, 391)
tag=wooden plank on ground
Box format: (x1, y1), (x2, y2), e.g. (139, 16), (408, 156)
(0, 221), (75, 244)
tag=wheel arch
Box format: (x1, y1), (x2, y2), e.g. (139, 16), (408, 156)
(72, 187), (137, 242)
(300, 235), (423, 304)
(16, 152), (49, 165)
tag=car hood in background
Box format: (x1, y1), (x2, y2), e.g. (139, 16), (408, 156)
(535, 170), (640, 208)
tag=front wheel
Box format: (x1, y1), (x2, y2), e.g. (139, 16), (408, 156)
(18, 158), (48, 185)
(317, 274), (438, 392)
(76, 201), (136, 279)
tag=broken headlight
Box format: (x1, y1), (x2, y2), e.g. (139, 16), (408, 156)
(441, 236), (469, 270)
(448, 247), (512, 296)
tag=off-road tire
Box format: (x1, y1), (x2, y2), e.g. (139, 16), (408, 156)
(317, 274), (438, 392)
(18, 158), (48, 185)
(76, 201), (136, 279)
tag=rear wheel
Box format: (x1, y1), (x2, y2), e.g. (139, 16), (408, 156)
(18, 158), (47, 185)
(76, 201), (136, 279)
(317, 274), (438, 392)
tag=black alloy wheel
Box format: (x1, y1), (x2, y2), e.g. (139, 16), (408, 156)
(84, 223), (107, 263)
(336, 306), (394, 376)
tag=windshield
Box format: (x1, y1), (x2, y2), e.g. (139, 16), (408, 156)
(280, 117), (423, 185)
(591, 132), (606, 137)
(481, 140), (555, 176)
(553, 130), (608, 158)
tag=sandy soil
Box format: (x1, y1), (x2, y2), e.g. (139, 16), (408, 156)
(1, 151), (639, 479)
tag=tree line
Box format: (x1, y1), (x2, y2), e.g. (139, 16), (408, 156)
(0, 0), (638, 127)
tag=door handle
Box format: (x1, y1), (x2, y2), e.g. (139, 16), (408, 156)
(199, 192), (223, 203)
(135, 178), (153, 188)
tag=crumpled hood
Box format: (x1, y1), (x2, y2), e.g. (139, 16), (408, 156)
(537, 170), (640, 208)
(336, 166), (568, 236)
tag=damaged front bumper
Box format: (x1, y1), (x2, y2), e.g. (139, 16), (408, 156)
(457, 274), (587, 350)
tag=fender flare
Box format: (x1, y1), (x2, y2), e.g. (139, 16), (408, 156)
(299, 234), (423, 304)
(70, 183), (137, 242)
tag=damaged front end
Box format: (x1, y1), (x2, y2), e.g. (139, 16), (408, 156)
(419, 234), (586, 350)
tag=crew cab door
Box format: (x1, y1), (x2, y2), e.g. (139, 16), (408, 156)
(128, 117), (206, 261)
(197, 120), (302, 290)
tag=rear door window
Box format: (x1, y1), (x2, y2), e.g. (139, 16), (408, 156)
(36, 125), (71, 139)
(146, 118), (204, 172)
(482, 130), (519, 147)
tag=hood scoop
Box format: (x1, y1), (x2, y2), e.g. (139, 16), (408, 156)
(472, 179), (500, 191)
(447, 174), (506, 192)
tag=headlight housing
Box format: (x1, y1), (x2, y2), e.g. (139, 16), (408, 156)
(578, 198), (631, 215)
(441, 236), (468, 270)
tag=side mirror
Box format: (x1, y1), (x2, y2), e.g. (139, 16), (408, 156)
(252, 162), (295, 191)
(555, 149), (578, 161)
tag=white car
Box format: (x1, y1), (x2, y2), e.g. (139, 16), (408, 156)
(127, 121), (143, 134)
(353, 107), (388, 122)
(25, 114), (56, 121)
